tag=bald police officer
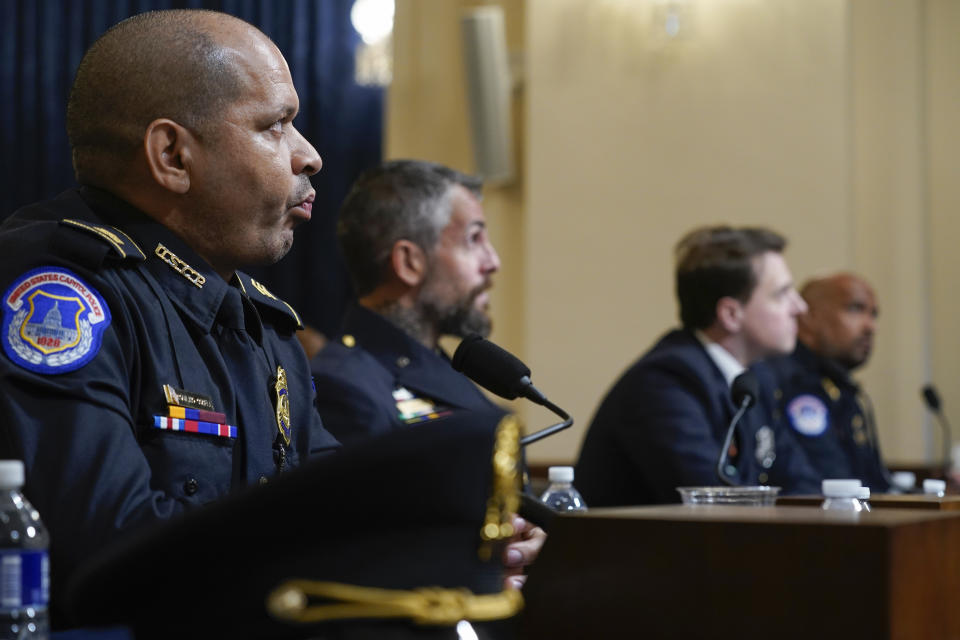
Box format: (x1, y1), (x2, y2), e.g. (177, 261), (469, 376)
(0, 10), (341, 616)
(770, 273), (890, 491)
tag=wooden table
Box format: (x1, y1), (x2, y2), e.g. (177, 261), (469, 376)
(777, 493), (960, 510)
(522, 505), (960, 639)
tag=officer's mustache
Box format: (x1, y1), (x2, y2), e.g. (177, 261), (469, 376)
(286, 178), (314, 209)
(468, 278), (494, 304)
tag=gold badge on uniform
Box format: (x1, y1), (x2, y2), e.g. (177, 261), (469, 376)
(273, 366), (291, 445)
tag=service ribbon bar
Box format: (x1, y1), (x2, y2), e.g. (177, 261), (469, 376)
(403, 409), (453, 425)
(153, 416), (238, 439)
(167, 405), (228, 424)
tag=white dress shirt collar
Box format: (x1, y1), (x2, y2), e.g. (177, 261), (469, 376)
(694, 330), (746, 388)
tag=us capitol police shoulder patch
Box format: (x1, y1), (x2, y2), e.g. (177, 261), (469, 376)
(2, 267), (112, 374)
(786, 394), (829, 437)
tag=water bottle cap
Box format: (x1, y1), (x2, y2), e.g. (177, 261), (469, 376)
(923, 479), (946, 495)
(890, 471), (916, 491)
(857, 486), (870, 500)
(0, 460), (25, 489)
(821, 479), (862, 498)
(548, 466), (574, 483)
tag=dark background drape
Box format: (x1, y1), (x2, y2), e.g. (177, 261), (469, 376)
(0, 0), (382, 337)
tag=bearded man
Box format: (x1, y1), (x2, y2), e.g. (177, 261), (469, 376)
(310, 160), (504, 446)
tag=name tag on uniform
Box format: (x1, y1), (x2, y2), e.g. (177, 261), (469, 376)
(157, 385), (236, 439)
(162, 384), (215, 411)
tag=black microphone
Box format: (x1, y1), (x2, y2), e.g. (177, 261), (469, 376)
(451, 334), (546, 404)
(451, 335), (572, 446)
(921, 384), (953, 476)
(452, 335), (573, 532)
(923, 384), (942, 412)
(716, 371), (759, 486)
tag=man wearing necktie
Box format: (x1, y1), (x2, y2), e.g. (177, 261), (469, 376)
(576, 226), (821, 506)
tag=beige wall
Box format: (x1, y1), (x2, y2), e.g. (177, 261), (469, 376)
(848, 0), (928, 464)
(926, 0), (960, 466)
(387, 0), (526, 417)
(389, 0), (960, 467)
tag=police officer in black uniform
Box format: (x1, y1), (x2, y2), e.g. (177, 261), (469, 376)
(0, 10), (341, 619)
(769, 273), (890, 491)
(309, 161), (544, 591)
(310, 160), (505, 447)
(0, 13), (543, 633)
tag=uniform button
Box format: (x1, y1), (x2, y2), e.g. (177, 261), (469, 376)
(183, 477), (199, 496)
(396, 356), (410, 368)
(758, 472), (769, 483)
(259, 475), (269, 485)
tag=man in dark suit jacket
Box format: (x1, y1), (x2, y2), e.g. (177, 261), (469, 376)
(310, 160), (504, 446)
(576, 226), (821, 505)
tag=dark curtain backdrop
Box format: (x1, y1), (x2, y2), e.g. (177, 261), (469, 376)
(0, 0), (383, 336)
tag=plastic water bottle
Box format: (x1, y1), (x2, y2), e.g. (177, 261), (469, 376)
(0, 461), (49, 639)
(540, 466), (587, 512)
(923, 478), (947, 498)
(890, 471), (916, 494)
(821, 479), (864, 512)
(856, 486), (872, 512)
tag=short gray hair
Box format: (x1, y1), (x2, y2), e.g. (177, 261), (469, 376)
(338, 160), (483, 296)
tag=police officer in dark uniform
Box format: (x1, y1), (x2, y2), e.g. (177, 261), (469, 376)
(0, 10), (340, 619)
(310, 161), (505, 447)
(310, 161), (545, 593)
(769, 273), (890, 491)
(0, 13), (543, 636)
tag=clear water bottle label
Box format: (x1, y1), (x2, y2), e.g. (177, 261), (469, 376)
(0, 550), (49, 609)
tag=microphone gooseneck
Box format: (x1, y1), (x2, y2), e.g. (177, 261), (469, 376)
(716, 371), (759, 486)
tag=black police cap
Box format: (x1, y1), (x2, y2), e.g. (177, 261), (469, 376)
(65, 410), (524, 639)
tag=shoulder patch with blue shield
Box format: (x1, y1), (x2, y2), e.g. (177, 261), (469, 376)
(786, 394), (829, 437)
(2, 267), (112, 374)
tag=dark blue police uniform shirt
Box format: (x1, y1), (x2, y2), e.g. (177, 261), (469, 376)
(768, 342), (890, 491)
(310, 304), (504, 446)
(575, 329), (820, 506)
(0, 187), (340, 614)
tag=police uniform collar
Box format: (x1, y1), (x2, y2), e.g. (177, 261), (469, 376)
(795, 341), (859, 391)
(79, 187), (231, 333)
(77, 185), (147, 220)
(340, 304), (434, 371)
(234, 272), (303, 329)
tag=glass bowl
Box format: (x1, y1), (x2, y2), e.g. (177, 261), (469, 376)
(676, 486), (781, 506)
